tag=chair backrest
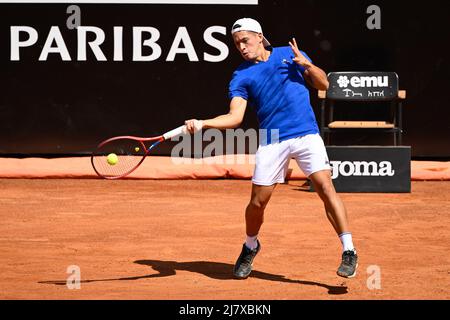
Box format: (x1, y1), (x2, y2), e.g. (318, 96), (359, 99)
(326, 72), (399, 101)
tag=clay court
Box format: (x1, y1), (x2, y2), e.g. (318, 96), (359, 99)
(1, 178), (449, 300)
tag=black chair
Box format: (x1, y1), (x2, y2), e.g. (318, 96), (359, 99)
(318, 71), (406, 146)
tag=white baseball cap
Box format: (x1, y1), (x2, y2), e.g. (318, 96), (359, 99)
(231, 18), (271, 48)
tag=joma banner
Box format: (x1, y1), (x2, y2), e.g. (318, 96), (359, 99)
(311, 146), (411, 193)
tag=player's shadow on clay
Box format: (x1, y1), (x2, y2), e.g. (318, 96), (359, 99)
(39, 260), (348, 295)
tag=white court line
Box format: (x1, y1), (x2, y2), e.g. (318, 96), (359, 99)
(0, 0), (258, 4)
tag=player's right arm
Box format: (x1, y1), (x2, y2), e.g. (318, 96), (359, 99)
(185, 97), (247, 133)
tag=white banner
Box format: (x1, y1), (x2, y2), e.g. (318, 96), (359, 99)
(0, 0), (258, 4)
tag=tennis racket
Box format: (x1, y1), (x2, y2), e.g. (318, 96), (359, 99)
(91, 125), (188, 179)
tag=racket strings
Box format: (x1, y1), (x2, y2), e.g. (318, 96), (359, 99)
(93, 154), (143, 178)
(92, 139), (147, 179)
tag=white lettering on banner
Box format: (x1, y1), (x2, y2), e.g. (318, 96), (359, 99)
(166, 27), (199, 61)
(203, 26), (228, 62)
(10, 26), (38, 61)
(10, 25), (229, 62)
(39, 26), (71, 61)
(342, 89), (363, 98)
(77, 26), (107, 61)
(338, 75), (389, 88)
(330, 161), (395, 179)
(349, 77), (360, 88)
(133, 27), (162, 61)
(113, 26), (123, 61)
(368, 90), (384, 97)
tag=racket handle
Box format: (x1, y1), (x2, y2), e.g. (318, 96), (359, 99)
(163, 125), (188, 140)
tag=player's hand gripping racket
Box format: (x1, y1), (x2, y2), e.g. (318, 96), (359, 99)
(91, 125), (188, 179)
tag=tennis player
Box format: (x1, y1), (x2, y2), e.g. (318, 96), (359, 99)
(185, 18), (358, 278)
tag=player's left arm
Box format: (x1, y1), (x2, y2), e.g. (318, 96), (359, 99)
(289, 38), (329, 91)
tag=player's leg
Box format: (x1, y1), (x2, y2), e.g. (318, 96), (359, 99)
(293, 133), (358, 278)
(245, 183), (276, 238)
(309, 170), (358, 278)
(234, 183), (276, 279)
(234, 140), (290, 279)
(309, 170), (348, 235)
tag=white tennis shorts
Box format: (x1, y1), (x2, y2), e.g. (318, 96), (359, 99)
(252, 133), (331, 186)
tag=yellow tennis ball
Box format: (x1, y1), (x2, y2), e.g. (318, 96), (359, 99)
(135, 147), (140, 152)
(107, 153), (118, 165)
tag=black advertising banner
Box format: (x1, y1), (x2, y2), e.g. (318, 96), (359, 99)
(311, 146), (411, 193)
(0, 1), (449, 157)
(326, 72), (399, 101)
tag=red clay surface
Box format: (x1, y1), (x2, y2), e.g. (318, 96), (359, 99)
(0, 179), (449, 299)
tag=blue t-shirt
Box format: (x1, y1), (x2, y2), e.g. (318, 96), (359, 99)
(229, 46), (319, 144)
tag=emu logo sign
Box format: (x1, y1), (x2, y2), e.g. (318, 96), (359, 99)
(330, 161), (395, 179)
(337, 75), (389, 88)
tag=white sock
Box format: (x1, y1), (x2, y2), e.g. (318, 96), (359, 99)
(245, 235), (258, 250)
(339, 232), (355, 252)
